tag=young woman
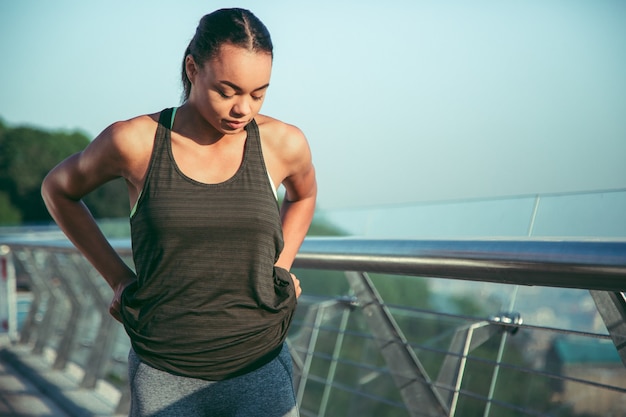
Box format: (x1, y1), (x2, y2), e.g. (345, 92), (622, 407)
(42, 8), (316, 417)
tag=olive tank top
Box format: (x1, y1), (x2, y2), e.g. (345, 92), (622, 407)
(121, 108), (297, 380)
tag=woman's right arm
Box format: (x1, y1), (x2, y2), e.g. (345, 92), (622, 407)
(41, 119), (150, 320)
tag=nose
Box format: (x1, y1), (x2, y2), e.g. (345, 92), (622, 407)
(231, 96), (252, 118)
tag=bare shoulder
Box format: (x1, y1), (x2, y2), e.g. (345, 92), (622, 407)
(255, 114), (315, 191)
(82, 112), (161, 184)
(103, 112), (159, 157)
(255, 114), (311, 165)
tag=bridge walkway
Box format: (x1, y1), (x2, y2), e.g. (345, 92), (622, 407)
(0, 336), (122, 417)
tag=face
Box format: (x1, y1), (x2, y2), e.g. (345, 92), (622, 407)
(186, 44), (272, 134)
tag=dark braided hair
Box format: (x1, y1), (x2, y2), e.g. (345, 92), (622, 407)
(181, 8), (273, 101)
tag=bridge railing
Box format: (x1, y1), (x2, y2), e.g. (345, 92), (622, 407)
(0, 237), (625, 417)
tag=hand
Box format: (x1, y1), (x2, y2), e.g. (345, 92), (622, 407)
(109, 279), (135, 323)
(290, 272), (302, 298)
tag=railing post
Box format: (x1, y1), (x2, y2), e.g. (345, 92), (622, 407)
(49, 253), (83, 370)
(318, 298), (355, 417)
(0, 245), (18, 341)
(590, 290), (626, 367)
(294, 300), (327, 404)
(71, 256), (123, 390)
(345, 271), (450, 417)
(16, 250), (66, 356)
(436, 321), (500, 410)
(115, 385), (132, 415)
(14, 250), (41, 345)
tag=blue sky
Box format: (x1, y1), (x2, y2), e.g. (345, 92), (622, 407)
(1, 0), (625, 211)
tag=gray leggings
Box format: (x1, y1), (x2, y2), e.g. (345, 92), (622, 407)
(128, 343), (299, 417)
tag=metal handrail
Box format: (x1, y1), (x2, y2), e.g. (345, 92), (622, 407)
(296, 237), (626, 292)
(5, 237), (626, 291)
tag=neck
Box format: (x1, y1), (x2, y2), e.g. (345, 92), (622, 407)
(175, 103), (226, 145)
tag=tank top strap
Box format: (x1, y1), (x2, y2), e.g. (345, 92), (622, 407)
(244, 119), (262, 162)
(244, 119), (278, 199)
(129, 108), (175, 218)
(156, 107), (174, 146)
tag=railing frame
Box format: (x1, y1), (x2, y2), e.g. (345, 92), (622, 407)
(1, 236), (625, 416)
(294, 238), (626, 367)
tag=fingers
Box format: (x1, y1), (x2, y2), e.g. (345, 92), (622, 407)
(109, 298), (123, 323)
(109, 278), (135, 323)
(290, 272), (302, 298)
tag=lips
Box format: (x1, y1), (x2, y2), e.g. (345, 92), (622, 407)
(224, 120), (247, 130)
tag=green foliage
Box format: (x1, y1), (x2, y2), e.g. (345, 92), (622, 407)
(83, 178), (129, 219)
(0, 119), (129, 224)
(370, 273), (432, 310)
(307, 214), (349, 236)
(291, 212), (350, 297)
(0, 191), (21, 225)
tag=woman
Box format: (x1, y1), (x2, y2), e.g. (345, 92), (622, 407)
(42, 8), (316, 417)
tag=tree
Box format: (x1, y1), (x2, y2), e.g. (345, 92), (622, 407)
(0, 120), (129, 225)
(0, 191), (21, 225)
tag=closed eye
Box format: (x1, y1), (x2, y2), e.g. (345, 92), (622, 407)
(218, 80), (269, 100)
(217, 89), (233, 99)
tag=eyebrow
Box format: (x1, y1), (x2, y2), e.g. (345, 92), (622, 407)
(219, 80), (270, 93)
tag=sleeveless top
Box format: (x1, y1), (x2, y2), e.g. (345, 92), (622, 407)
(121, 108), (297, 380)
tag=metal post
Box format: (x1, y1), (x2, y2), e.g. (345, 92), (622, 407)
(345, 271), (449, 417)
(589, 290), (626, 367)
(72, 257), (119, 389)
(49, 253), (83, 370)
(19, 295), (40, 345)
(16, 250), (66, 355)
(13, 250), (43, 345)
(115, 384), (132, 415)
(0, 246), (18, 341)
(449, 323), (480, 416)
(81, 314), (119, 388)
(295, 301), (326, 406)
(435, 321), (500, 409)
(483, 287), (520, 417)
(319, 299), (354, 417)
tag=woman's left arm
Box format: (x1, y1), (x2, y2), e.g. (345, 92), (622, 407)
(274, 125), (317, 272)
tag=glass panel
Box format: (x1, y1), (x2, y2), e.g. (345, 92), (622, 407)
(532, 190), (626, 237)
(320, 190), (626, 239)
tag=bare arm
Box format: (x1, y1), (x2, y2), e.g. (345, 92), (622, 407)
(276, 166), (317, 271)
(41, 120), (149, 320)
(272, 125), (317, 272)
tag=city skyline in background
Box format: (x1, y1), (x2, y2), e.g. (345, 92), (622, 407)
(1, 0), (625, 212)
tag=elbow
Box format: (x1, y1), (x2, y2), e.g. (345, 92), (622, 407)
(309, 178), (318, 201)
(41, 171), (59, 213)
(41, 172), (52, 199)
(41, 167), (75, 214)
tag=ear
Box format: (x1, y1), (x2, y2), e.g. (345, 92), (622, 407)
(185, 55), (199, 83)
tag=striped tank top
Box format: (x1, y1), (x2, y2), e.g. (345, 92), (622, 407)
(121, 108), (297, 380)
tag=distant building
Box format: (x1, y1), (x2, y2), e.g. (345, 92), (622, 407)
(545, 337), (626, 416)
